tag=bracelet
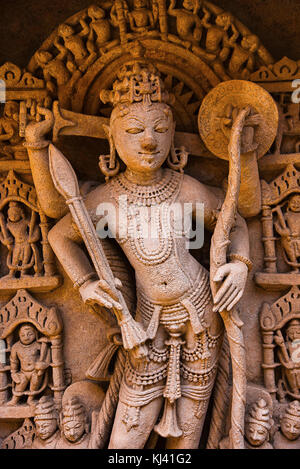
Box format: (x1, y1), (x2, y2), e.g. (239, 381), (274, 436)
(229, 253), (253, 272)
(23, 140), (50, 150)
(74, 272), (96, 290)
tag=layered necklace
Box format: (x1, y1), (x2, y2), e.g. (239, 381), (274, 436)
(109, 169), (183, 265)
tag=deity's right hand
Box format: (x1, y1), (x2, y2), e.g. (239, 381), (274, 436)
(79, 278), (123, 313)
(25, 106), (54, 146)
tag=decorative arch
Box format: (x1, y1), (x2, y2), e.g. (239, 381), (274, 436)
(26, 0), (274, 132)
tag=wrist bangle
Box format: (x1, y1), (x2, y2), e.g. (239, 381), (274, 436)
(23, 140), (50, 150)
(74, 273), (96, 290)
(229, 253), (253, 272)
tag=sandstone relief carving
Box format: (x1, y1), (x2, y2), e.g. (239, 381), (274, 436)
(0, 289), (67, 418)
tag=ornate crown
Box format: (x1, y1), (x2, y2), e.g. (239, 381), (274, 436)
(246, 398), (272, 430)
(100, 62), (174, 107)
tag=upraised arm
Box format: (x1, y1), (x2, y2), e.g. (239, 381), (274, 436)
(25, 106), (68, 219)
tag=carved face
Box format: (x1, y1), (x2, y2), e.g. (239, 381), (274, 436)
(62, 418), (86, 443)
(88, 6), (105, 20)
(245, 422), (268, 446)
(19, 324), (36, 345)
(35, 418), (58, 440)
(281, 417), (300, 440)
(286, 320), (300, 340)
(288, 195), (300, 212)
(215, 12), (232, 28)
(241, 35), (258, 52)
(58, 24), (74, 38)
(111, 103), (175, 175)
(7, 203), (24, 222)
(183, 0), (195, 11)
(134, 0), (148, 9)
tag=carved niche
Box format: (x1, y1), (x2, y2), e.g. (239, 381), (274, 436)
(0, 289), (67, 418)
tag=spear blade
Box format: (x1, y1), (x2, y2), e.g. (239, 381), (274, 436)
(49, 144), (80, 201)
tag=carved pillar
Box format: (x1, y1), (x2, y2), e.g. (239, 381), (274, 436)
(50, 335), (65, 406)
(0, 339), (8, 404)
(261, 204), (277, 273)
(261, 331), (277, 399)
(39, 212), (56, 276)
(157, 0), (168, 40)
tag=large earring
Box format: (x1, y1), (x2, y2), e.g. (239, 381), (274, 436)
(99, 125), (120, 182)
(167, 144), (189, 173)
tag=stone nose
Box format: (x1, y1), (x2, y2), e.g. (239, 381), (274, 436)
(140, 130), (157, 152)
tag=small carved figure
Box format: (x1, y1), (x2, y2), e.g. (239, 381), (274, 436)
(0, 202), (42, 278)
(244, 399), (273, 449)
(8, 323), (50, 405)
(168, 0), (203, 48)
(35, 50), (71, 94)
(220, 398), (273, 449)
(56, 397), (93, 449)
(228, 34), (260, 79)
(32, 396), (60, 449)
(86, 5), (119, 53)
(273, 401), (300, 449)
(201, 8), (237, 79)
(128, 0), (156, 35)
(0, 101), (24, 160)
(274, 319), (300, 398)
(274, 195), (300, 272)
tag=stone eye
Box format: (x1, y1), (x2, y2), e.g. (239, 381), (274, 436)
(126, 127), (144, 134)
(155, 126), (168, 133)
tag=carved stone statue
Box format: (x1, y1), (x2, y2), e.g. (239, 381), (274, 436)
(56, 397), (93, 449)
(32, 396), (60, 449)
(8, 323), (50, 405)
(168, 0), (203, 48)
(273, 401), (300, 449)
(25, 62), (251, 449)
(0, 201), (42, 279)
(274, 319), (300, 398)
(0, 101), (26, 160)
(128, 0), (157, 36)
(274, 195), (300, 272)
(220, 398), (273, 449)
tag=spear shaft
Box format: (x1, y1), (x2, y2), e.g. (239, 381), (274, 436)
(48, 144), (148, 354)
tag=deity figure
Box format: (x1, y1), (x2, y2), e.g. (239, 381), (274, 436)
(25, 62), (251, 449)
(35, 50), (71, 95)
(86, 5), (119, 53)
(8, 323), (50, 405)
(128, 0), (156, 35)
(273, 401), (300, 449)
(274, 319), (300, 397)
(220, 398), (273, 449)
(0, 101), (24, 159)
(32, 396), (60, 449)
(54, 21), (95, 74)
(201, 8), (238, 80)
(56, 397), (94, 449)
(228, 34), (260, 79)
(0, 202), (42, 278)
(168, 0), (203, 48)
(274, 195), (300, 272)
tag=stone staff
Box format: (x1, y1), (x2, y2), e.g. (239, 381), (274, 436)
(48, 144), (148, 357)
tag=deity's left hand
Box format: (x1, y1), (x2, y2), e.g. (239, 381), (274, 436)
(212, 261), (248, 313)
